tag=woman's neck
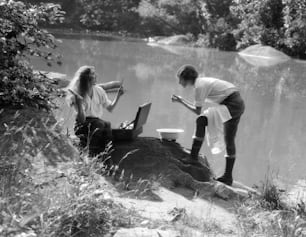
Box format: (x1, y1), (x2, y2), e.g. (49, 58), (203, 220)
(88, 87), (93, 98)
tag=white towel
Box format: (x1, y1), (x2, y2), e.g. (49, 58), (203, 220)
(202, 105), (232, 154)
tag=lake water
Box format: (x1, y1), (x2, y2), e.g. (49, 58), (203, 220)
(33, 36), (306, 187)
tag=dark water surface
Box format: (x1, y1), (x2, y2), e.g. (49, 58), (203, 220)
(33, 37), (306, 186)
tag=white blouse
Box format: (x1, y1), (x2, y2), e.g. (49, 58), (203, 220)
(70, 85), (111, 119)
(194, 77), (238, 106)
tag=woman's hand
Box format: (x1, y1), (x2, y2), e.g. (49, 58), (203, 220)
(171, 94), (182, 103)
(68, 89), (83, 100)
(107, 83), (124, 112)
(117, 84), (124, 96)
(68, 89), (84, 107)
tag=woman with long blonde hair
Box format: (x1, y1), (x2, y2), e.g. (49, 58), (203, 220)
(66, 65), (124, 155)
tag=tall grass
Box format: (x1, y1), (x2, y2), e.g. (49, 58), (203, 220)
(258, 171), (284, 210)
(236, 171), (306, 237)
(0, 110), (138, 237)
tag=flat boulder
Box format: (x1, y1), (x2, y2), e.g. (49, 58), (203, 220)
(238, 44), (290, 67)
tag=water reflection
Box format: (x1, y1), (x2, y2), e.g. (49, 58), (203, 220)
(32, 38), (306, 186)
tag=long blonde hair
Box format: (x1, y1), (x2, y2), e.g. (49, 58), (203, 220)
(67, 65), (95, 96)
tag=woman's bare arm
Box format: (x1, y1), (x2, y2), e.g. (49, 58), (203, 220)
(106, 86), (124, 112)
(172, 94), (202, 115)
(98, 81), (122, 91)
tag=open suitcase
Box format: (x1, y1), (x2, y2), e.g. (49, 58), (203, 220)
(112, 102), (152, 141)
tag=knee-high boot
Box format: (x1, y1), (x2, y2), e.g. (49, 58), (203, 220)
(190, 138), (203, 160)
(217, 156), (235, 186)
(190, 116), (207, 161)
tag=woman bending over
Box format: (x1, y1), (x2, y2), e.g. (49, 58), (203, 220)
(172, 65), (245, 186)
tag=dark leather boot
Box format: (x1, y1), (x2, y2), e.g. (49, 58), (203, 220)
(217, 156), (235, 186)
(190, 138), (203, 161)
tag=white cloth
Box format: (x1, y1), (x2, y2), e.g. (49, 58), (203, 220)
(202, 105), (232, 154)
(194, 77), (237, 106)
(69, 85), (111, 119)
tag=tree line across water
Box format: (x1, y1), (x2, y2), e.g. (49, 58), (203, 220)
(21, 0), (306, 58)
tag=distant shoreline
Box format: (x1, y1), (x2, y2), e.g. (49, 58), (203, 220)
(46, 28), (146, 43)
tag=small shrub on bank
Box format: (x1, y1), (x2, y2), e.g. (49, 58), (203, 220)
(236, 173), (306, 236)
(258, 174), (284, 210)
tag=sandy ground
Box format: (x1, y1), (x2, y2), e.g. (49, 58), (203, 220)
(30, 156), (243, 236)
(112, 183), (240, 236)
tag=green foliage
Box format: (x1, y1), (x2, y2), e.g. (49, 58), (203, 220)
(21, 0), (82, 28)
(195, 0), (238, 50)
(138, 0), (205, 35)
(79, 0), (141, 32)
(231, 0), (306, 58)
(282, 0), (306, 57)
(231, 0), (265, 48)
(0, 0), (64, 109)
(138, 0), (237, 50)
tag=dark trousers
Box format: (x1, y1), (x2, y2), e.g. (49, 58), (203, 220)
(74, 117), (112, 156)
(221, 91), (245, 157)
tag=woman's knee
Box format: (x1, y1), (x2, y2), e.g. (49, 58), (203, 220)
(195, 116), (207, 138)
(196, 116), (208, 127)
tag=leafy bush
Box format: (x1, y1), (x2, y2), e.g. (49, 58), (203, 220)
(0, 0), (64, 109)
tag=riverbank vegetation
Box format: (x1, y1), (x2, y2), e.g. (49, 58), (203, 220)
(20, 0), (306, 58)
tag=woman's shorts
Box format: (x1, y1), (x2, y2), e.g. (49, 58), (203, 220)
(220, 91), (245, 119)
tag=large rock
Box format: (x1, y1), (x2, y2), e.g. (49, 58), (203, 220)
(112, 138), (212, 181)
(238, 44), (290, 67)
(110, 137), (218, 198)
